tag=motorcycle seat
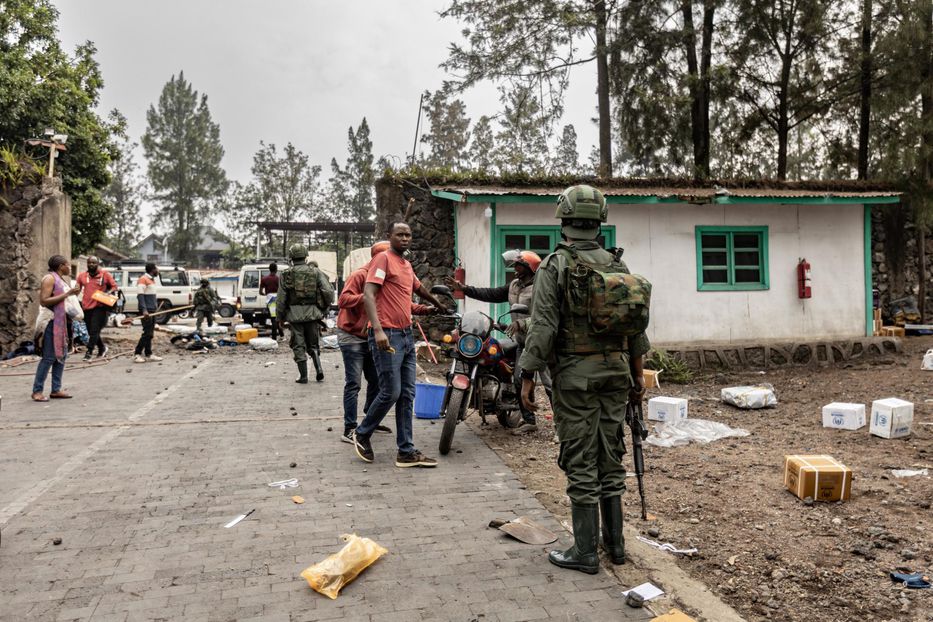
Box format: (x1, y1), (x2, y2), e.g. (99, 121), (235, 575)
(498, 338), (519, 357)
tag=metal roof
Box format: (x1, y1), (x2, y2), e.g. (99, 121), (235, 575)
(432, 186), (901, 205)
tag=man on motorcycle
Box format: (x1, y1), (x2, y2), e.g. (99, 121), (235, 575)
(445, 249), (552, 435)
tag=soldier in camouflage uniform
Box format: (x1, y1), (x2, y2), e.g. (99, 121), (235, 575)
(192, 278), (220, 335)
(519, 185), (650, 574)
(278, 244), (335, 383)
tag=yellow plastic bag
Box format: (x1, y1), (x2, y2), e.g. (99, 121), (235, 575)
(300, 534), (388, 599)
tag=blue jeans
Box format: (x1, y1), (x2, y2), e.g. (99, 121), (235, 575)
(32, 323), (65, 394)
(340, 339), (380, 431)
(355, 328), (416, 454)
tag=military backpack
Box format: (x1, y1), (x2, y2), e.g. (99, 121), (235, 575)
(282, 265), (320, 304)
(555, 244), (651, 340)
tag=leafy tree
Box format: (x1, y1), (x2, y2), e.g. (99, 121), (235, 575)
(330, 118), (375, 223)
(468, 115), (497, 173)
(0, 0), (118, 254)
(419, 90), (471, 170)
(441, 0), (615, 176)
(495, 85), (549, 174)
(103, 111), (143, 255)
(142, 72), (227, 261)
(727, 0), (850, 180)
(551, 124), (581, 174)
(226, 141), (321, 257)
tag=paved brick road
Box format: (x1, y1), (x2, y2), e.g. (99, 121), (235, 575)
(0, 344), (653, 622)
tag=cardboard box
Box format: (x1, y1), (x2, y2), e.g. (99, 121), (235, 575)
(647, 396), (688, 422)
(651, 610), (698, 622)
(643, 369), (661, 389)
(870, 398), (914, 439)
(821, 402), (866, 430)
(784, 455), (852, 502)
(881, 326), (906, 337)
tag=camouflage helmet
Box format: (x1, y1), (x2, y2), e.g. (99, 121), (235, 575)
(288, 243), (308, 259)
(556, 184), (607, 239)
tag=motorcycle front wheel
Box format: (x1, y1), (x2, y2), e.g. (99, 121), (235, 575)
(439, 387), (466, 456)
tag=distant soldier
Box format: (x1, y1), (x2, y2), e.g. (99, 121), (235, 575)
(192, 278), (220, 335)
(278, 244), (334, 383)
(520, 185), (651, 574)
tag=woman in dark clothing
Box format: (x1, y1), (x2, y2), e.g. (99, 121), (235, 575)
(31, 255), (80, 402)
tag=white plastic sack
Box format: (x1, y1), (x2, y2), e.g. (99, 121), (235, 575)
(165, 325), (197, 335)
(202, 325), (228, 335)
(922, 349), (933, 371)
(249, 337), (278, 350)
(721, 384), (777, 409)
(645, 418), (750, 448)
(322, 334), (339, 350)
(234, 323), (252, 332)
(64, 294), (84, 320)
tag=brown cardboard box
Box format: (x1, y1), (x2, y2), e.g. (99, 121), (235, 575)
(651, 610), (698, 622)
(783, 455), (852, 502)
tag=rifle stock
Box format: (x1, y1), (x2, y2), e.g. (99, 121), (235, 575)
(626, 400), (649, 520)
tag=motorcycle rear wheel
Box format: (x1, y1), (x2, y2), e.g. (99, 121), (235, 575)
(439, 388), (466, 455)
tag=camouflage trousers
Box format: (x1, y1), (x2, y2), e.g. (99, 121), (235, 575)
(288, 321), (321, 363)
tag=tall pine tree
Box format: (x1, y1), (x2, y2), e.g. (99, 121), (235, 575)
(468, 115), (497, 174)
(551, 124), (581, 174)
(419, 90), (471, 170)
(330, 118), (375, 223)
(495, 85), (549, 174)
(142, 72), (227, 261)
(103, 111), (143, 254)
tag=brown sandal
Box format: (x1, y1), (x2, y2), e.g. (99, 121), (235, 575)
(49, 391), (73, 399)
(31, 393), (49, 402)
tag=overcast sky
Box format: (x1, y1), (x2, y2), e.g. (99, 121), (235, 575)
(55, 0), (599, 195)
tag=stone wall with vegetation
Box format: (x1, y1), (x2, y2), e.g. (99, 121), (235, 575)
(375, 177), (457, 339)
(0, 177), (72, 355)
(871, 204), (932, 322)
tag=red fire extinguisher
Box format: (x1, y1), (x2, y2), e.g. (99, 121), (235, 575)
(453, 259), (465, 300)
(797, 258), (812, 299)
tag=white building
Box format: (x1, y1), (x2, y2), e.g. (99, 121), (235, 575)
(431, 185), (900, 345)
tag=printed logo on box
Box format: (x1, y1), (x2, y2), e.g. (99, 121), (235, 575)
(832, 415), (844, 426)
(875, 413), (887, 426)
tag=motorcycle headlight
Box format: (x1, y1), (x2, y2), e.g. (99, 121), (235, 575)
(457, 333), (484, 358)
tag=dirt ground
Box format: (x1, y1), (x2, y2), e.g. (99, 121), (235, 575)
(461, 336), (932, 622)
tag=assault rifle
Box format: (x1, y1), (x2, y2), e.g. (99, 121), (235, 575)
(625, 399), (649, 520)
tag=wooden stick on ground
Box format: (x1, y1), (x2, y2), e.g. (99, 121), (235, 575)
(120, 305), (194, 325)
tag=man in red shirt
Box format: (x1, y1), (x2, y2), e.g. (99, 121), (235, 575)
(75, 256), (118, 361)
(353, 223), (446, 468)
(259, 262), (280, 339)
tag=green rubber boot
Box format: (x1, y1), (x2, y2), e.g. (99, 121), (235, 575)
(599, 496), (625, 564)
(548, 503), (599, 574)
(295, 360), (309, 384)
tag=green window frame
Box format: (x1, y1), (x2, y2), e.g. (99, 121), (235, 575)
(695, 226), (769, 291)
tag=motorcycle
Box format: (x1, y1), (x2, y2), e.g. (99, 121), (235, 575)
(431, 285), (529, 455)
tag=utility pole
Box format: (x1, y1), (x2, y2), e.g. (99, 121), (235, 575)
(25, 128), (68, 177)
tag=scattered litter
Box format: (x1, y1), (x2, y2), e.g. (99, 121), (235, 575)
(415, 340), (440, 362)
(890, 571), (931, 589)
(622, 582), (664, 603)
(647, 396), (688, 422)
(488, 516), (558, 544)
(292, 496), (305, 504)
(164, 325), (197, 335)
(267, 478), (299, 490)
(290, 462), (297, 468)
(721, 384), (777, 409)
(821, 402), (866, 430)
(922, 349), (933, 371)
(300, 534), (388, 599)
(651, 609), (698, 622)
(892, 469), (929, 478)
(322, 334), (339, 349)
(870, 398), (914, 439)
(643, 369), (661, 389)
(202, 325), (228, 335)
(249, 337), (278, 350)
(224, 509), (255, 528)
(346, 503), (353, 507)
(645, 419), (749, 447)
(264, 361), (276, 367)
(52, 537), (62, 545)
(784, 455), (851, 502)
(636, 535), (698, 556)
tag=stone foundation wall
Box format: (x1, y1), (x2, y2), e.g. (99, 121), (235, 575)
(0, 178), (72, 355)
(375, 179), (458, 339)
(871, 204), (932, 320)
(663, 336), (902, 370)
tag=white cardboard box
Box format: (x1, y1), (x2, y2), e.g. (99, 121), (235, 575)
(648, 397), (688, 422)
(821, 403), (866, 430)
(870, 398), (914, 439)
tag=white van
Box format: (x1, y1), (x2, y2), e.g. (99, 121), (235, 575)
(109, 264), (192, 324)
(236, 261), (281, 325)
